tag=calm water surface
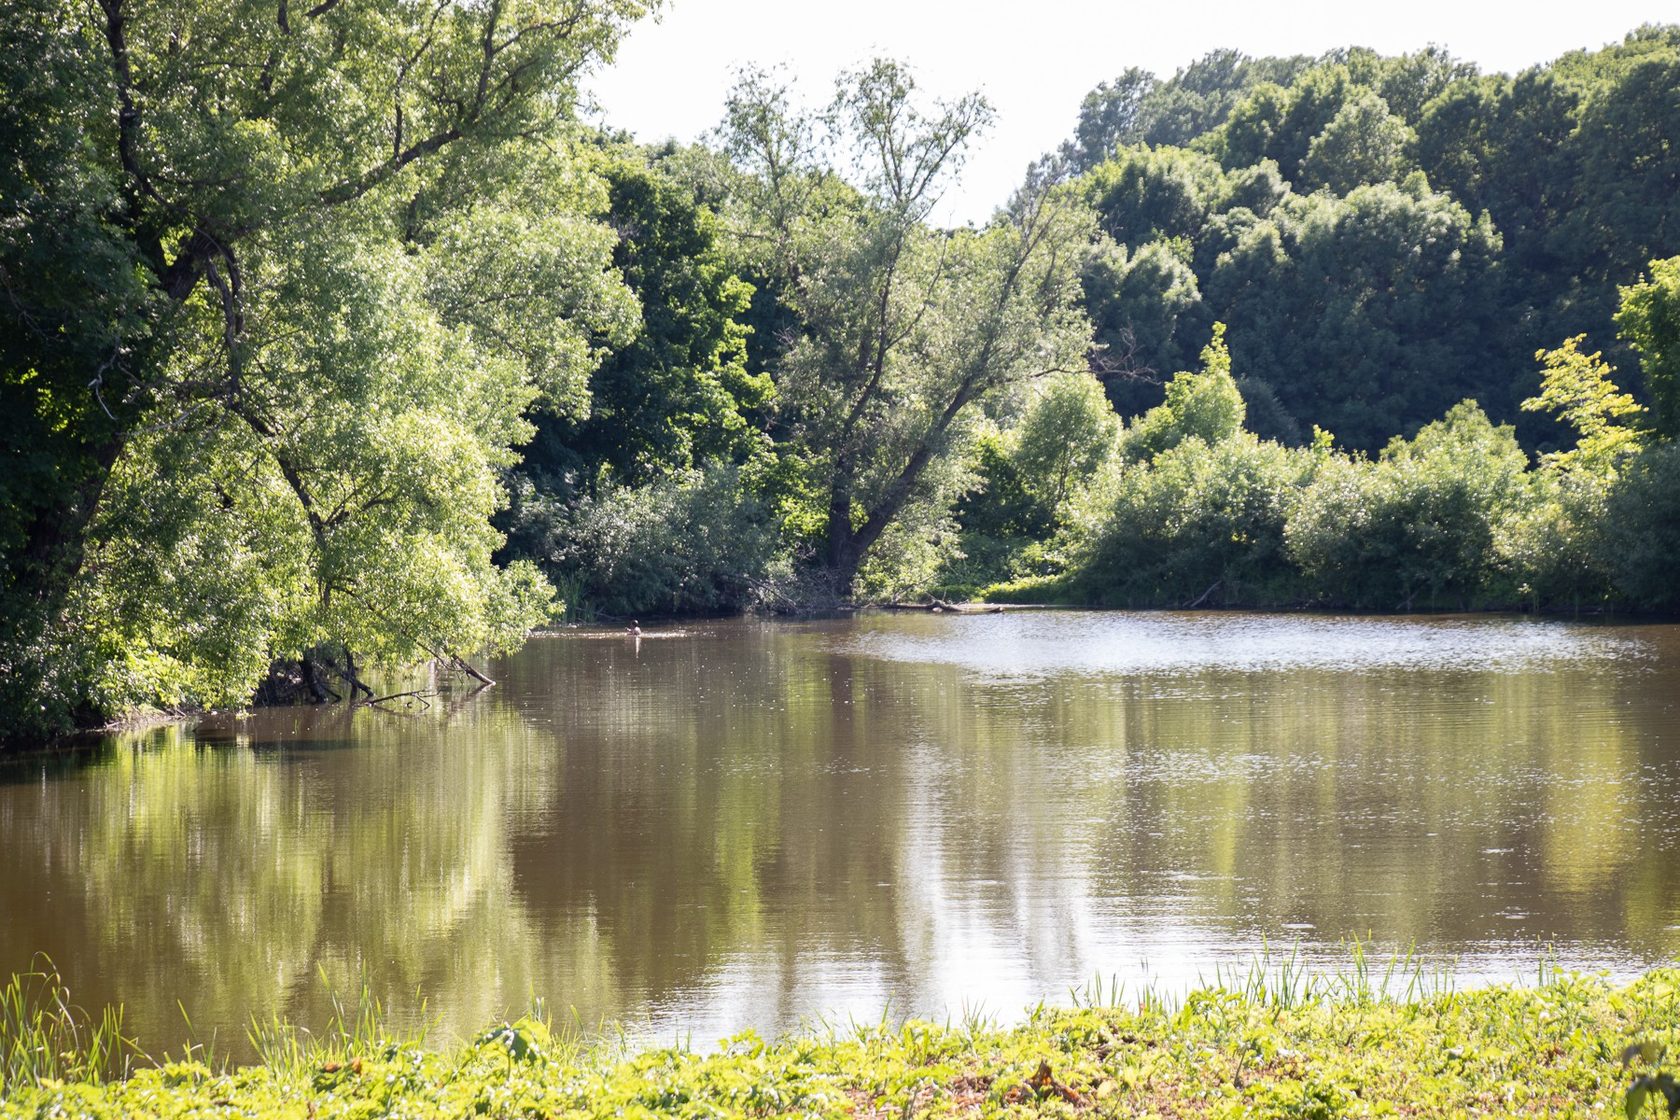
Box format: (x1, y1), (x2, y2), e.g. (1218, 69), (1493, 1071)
(2, 611), (1678, 1056)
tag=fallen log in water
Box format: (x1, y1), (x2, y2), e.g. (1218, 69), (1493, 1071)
(884, 600), (1005, 613)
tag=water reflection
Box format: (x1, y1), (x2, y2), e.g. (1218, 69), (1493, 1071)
(1, 612), (1677, 1057)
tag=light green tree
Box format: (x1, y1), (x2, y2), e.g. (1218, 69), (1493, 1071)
(1010, 372), (1123, 511)
(1522, 336), (1646, 469)
(1123, 323), (1247, 462)
(0, 0), (651, 730)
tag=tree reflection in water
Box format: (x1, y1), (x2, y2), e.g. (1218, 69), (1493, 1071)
(1, 613), (1677, 1057)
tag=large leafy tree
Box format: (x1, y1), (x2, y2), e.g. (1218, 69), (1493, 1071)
(0, 0), (650, 736)
(514, 146), (769, 494)
(718, 61), (1094, 593)
(1201, 182), (1504, 450)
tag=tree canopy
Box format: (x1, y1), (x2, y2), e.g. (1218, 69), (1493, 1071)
(0, 0), (651, 737)
(5, 19), (1680, 741)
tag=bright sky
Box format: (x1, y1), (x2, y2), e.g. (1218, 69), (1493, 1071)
(583, 0), (1671, 225)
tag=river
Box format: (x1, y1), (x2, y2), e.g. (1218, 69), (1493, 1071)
(1, 611), (1676, 1057)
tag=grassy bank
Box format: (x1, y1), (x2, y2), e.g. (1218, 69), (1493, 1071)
(4, 965), (1678, 1119)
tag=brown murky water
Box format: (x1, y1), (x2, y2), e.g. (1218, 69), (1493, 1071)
(1, 611), (1677, 1057)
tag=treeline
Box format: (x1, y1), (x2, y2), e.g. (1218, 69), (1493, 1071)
(2, 2), (1678, 742)
(1070, 29), (1680, 450)
(958, 293), (1680, 613)
(503, 30), (1680, 616)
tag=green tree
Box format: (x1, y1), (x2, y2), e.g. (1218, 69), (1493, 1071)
(1615, 256), (1680, 439)
(551, 149), (769, 486)
(1136, 49), (1315, 148)
(551, 462), (777, 617)
(1204, 182), (1504, 450)
(1081, 239), (1205, 412)
(1083, 146), (1223, 247)
(1601, 442), (1680, 609)
(1079, 432), (1313, 607)
(0, 0), (651, 737)
(1123, 324), (1247, 462)
(1521, 336), (1646, 468)
(1287, 401), (1531, 609)
(498, 146), (772, 587)
(1217, 64), (1358, 182)
(1373, 46), (1478, 121)
(719, 60), (1093, 595)
(1010, 371), (1122, 513)
(1299, 89), (1415, 194)
(1066, 68), (1159, 172)
(1569, 52), (1680, 291)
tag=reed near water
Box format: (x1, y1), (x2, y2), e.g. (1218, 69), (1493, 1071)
(4, 951), (1677, 1118)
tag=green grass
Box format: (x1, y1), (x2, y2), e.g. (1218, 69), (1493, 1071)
(3, 964), (1679, 1118)
(1, 959), (132, 1090)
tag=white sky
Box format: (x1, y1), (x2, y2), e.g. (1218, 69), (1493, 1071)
(583, 0), (1673, 225)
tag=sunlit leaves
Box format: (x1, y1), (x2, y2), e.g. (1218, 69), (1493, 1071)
(1523, 336), (1646, 470)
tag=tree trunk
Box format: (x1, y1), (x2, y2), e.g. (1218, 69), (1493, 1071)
(822, 474), (869, 593)
(0, 435), (128, 742)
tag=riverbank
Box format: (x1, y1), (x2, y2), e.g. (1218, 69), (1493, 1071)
(5, 968), (1676, 1118)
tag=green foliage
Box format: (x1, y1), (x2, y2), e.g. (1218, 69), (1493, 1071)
(551, 463), (778, 617)
(1211, 182), (1504, 451)
(1123, 323), (1247, 462)
(1299, 89), (1415, 193)
(1287, 402), (1531, 610)
(8, 18), (1680, 740)
(1081, 239), (1204, 415)
(538, 148), (769, 487)
(2, 960), (132, 1093)
(942, 436), (1054, 595)
(1080, 433), (1314, 607)
(62, 215), (582, 713)
(942, 374), (1120, 595)
(1617, 257), (1680, 439)
(1600, 442), (1680, 611)
(1064, 67), (1158, 171)
(1127, 49), (1318, 149)
(0, 0), (653, 736)
(718, 59), (1093, 593)
(1523, 336), (1647, 469)
(4, 966), (1677, 1117)
(1625, 1041), (1680, 1120)
(1069, 30), (1680, 453)
(1083, 146), (1224, 247)
(1012, 372), (1124, 511)
(1572, 52), (1680, 295)
(1501, 467), (1620, 610)
(957, 436), (1051, 543)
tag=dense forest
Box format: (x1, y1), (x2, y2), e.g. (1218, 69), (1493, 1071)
(2, 1), (1679, 743)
